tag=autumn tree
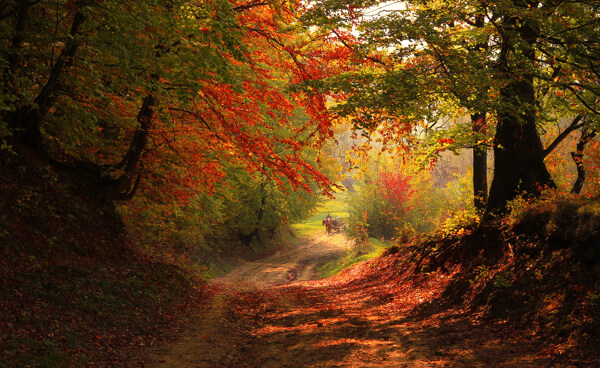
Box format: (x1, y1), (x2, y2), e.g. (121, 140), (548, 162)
(0, 0), (352, 213)
(301, 0), (600, 217)
(301, 0), (496, 211)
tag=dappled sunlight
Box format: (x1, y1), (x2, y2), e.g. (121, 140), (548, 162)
(4, 0), (600, 366)
(206, 248), (565, 367)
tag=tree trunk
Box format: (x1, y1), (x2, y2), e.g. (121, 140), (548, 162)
(485, 4), (555, 216)
(571, 128), (596, 194)
(7, 0), (29, 75)
(471, 112), (487, 210)
(239, 179), (268, 249)
(102, 94), (156, 202)
(486, 102), (554, 213)
(9, 10), (85, 150)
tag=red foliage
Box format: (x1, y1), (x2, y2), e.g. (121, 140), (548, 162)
(437, 137), (455, 145)
(56, 1), (360, 204)
(376, 172), (415, 210)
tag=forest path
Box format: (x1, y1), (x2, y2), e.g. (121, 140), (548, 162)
(141, 231), (551, 368)
(218, 231), (351, 285)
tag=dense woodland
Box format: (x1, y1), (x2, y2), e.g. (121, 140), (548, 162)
(1, 0), (600, 366)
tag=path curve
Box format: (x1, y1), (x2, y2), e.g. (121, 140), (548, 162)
(218, 231), (351, 286)
(140, 231), (352, 368)
(139, 229), (560, 368)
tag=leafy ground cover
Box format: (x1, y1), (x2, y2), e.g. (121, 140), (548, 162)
(142, 213), (600, 367)
(393, 200), (600, 364)
(0, 160), (211, 368)
(0, 256), (210, 368)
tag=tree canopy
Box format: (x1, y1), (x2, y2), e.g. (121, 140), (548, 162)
(2, 0), (600, 243)
(301, 0), (600, 214)
(1, 0), (354, 205)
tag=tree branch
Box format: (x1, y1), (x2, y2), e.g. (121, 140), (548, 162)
(543, 114), (584, 158)
(331, 29), (386, 67)
(233, 1), (269, 12)
(33, 11), (86, 117)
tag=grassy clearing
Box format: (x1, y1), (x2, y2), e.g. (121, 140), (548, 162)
(292, 191), (350, 236)
(318, 237), (388, 278)
(291, 190), (389, 278)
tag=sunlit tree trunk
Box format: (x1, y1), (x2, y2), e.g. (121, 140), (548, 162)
(471, 112), (487, 210)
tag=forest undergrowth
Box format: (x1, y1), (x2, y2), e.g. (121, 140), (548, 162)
(0, 157), (213, 367)
(398, 198), (600, 363)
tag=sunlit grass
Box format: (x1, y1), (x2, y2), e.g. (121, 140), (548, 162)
(318, 237), (388, 278)
(292, 190), (350, 236)
(292, 190), (390, 278)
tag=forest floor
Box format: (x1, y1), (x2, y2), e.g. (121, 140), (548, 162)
(138, 231), (565, 368)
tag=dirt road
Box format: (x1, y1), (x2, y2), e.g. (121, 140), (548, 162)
(140, 231), (353, 367)
(140, 232), (558, 368)
(218, 232), (351, 286)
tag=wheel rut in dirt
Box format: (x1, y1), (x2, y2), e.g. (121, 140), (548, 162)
(141, 231), (352, 367)
(218, 232), (351, 286)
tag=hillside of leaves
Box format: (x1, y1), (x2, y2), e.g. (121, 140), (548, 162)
(265, 198), (600, 366)
(0, 153), (214, 368)
(394, 196), (600, 363)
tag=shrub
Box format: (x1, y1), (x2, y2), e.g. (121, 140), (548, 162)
(346, 172), (414, 240)
(507, 189), (600, 246)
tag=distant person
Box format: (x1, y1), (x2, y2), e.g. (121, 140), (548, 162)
(323, 214), (333, 234)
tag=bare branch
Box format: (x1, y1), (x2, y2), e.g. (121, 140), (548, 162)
(543, 115), (584, 158)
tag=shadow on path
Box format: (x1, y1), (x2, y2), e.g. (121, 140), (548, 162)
(139, 232), (566, 367)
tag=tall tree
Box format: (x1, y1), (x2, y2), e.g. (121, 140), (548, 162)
(301, 0), (600, 216)
(485, 0), (555, 213)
